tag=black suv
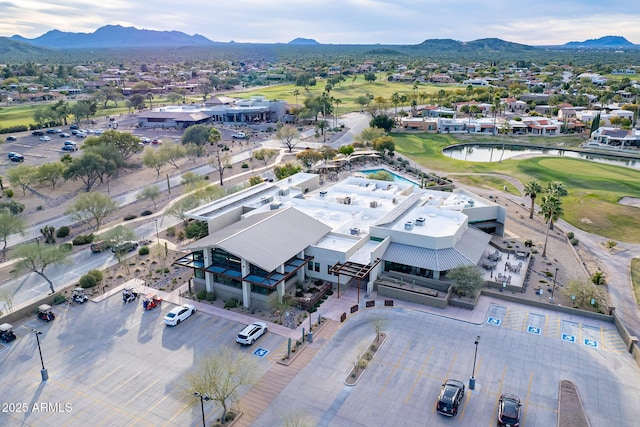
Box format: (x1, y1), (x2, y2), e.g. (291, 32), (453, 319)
(31, 130), (44, 136)
(498, 393), (521, 426)
(436, 379), (465, 416)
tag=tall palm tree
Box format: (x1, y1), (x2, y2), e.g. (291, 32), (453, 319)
(293, 89), (300, 108)
(540, 194), (564, 257)
(391, 92), (401, 118)
(146, 92), (154, 109)
(544, 181), (568, 229)
(523, 180), (543, 219)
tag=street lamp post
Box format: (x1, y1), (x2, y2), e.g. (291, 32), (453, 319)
(469, 335), (480, 390)
(550, 268), (559, 303)
(33, 329), (48, 381)
(154, 219), (159, 245)
(194, 392), (210, 426)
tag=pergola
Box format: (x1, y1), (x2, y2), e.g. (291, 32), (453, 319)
(329, 258), (382, 303)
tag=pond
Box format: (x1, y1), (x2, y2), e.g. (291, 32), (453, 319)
(442, 144), (640, 170)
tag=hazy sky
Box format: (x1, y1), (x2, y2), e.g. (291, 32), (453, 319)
(2, 0), (640, 45)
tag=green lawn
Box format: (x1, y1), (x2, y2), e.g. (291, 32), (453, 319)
(393, 132), (640, 243)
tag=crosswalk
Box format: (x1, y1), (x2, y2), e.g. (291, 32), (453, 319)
(485, 304), (626, 353)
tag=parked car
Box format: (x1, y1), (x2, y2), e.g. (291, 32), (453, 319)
(59, 132), (71, 137)
(236, 322), (267, 345)
(436, 379), (465, 417)
(163, 304), (196, 326)
(7, 152), (24, 162)
(6, 136), (17, 141)
(70, 124), (79, 130)
(31, 130), (44, 136)
(497, 393), (522, 427)
(111, 241), (138, 254)
(90, 240), (113, 253)
(75, 132), (86, 138)
(151, 139), (162, 145)
(61, 144), (78, 152)
(139, 137), (151, 144)
(39, 136), (51, 141)
(232, 132), (246, 139)
(46, 128), (62, 134)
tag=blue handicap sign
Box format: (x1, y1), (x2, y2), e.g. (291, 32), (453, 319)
(562, 333), (576, 343)
(487, 317), (501, 325)
(527, 326), (541, 335)
(584, 339), (598, 348)
(253, 348), (269, 358)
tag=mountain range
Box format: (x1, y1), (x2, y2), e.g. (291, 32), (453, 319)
(5, 25), (639, 50)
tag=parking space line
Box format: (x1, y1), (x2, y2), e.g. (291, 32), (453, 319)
(488, 365), (508, 426)
(88, 364), (124, 389)
(545, 316), (561, 338)
(377, 342), (411, 396)
(601, 328), (627, 352)
(48, 344), (75, 361)
(503, 307), (527, 331)
(403, 347), (433, 405)
(162, 401), (192, 427)
(129, 378), (161, 403)
(432, 353), (458, 414)
(105, 371), (142, 398)
(521, 371), (533, 426)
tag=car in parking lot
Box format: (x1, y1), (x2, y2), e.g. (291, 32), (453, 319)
(436, 379), (465, 417)
(232, 132), (246, 139)
(46, 128), (62, 134)
(76, 132), (87, 138)
(32, 130), (44, 136)
(6, 136), (17, 141)
(62, 144), (78, 151)
(111, 241), (138, 254)
(59, 132), (71, 137)
(7, 152), (24, 162)
(70, 124), (79, 130)
(163, 304), (196, 326)
(236, 321), (267, 345)
(497, 393), (522, 427)
(39, 136), (51, 141)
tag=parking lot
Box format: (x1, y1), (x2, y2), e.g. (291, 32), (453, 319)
(0, 295), (285, 426)
(251, 305), (640, 426)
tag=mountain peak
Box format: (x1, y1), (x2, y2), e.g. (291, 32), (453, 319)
(564, 35), (634, 48)
(288, 37), (320, 45)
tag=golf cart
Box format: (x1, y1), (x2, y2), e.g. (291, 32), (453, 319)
(72, 287), (88, 304)
(142, 294), (162, 311)
(37, 304), (55, 322)
(0, 323), (16, 342)
(122, 287), (139, 303)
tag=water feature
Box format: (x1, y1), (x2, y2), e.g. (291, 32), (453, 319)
(359, 168), (420, 186)
(442, 144), (640, 170)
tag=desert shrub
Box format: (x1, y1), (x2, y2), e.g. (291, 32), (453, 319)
(56, 226), (70, 238)
(53, 294), (67, 305)
(87, 269), (103, 284)
(3, 189), (14, 198)
(138, 246), (150, 255)
(241, 162), (249, 168)
(309, 306), (318, 313)
(177, 230), (185, 241)
(570, 238), (579, 246)
(166, 226), (176, 237)
(36, 205), (43, 210)
(566, 231), (574, 239)
(140, 210), (153, 216)
(185, 221), (208, 239)
(79, 274), (97, 288)
(164, 267), (170, 273)
(72, 234), (94, 245)
(124, 214), (137, 221)
(59, 243), (72, 251)
(224, 298), (239, 309)
(196, 289), (207, 300)
(206, 292), (216, 301)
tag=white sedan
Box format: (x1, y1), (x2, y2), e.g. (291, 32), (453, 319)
(39, 136), (51, 141)
(163, 304), (196, 326)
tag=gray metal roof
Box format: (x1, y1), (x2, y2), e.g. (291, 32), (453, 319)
(186, 207), (331, 272)
(382, 227), (491, 271)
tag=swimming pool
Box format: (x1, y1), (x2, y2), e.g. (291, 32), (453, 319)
(359, 168), (420, 186)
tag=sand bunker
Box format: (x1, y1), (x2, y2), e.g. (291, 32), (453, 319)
(619, 197), (640, 207)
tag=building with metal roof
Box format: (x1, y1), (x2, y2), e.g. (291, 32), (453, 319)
(176, 170), (506, 310)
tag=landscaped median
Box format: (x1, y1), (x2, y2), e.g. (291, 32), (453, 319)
(345, 332), (388, 386)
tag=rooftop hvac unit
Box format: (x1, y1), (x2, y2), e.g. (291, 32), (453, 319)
(392, 198), (398, 204)
(370, 200), (378, 208)
(278, 188), (290, 196)
(260, 196), (274, 205)
(415, 217), (426, 226)
(467, 199), (475, 207)
(270, 202), (282, 210)
(320, 190), (327, 198)
(344, 196), (352, 205)
(350, 227), (359, 235)
(404, 221), (414, 230)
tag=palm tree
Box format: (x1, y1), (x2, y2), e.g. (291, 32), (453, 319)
(540, 194), (564, 257)
(293, 89), (300, 108)
(333, 98), (342, 128)
(523, 180), (543, 219)
(146, 92), (154, 109)
(391, 92), (401, 118)
(544, 181), (568, 230)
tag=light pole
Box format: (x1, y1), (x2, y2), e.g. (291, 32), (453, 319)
(469, 335), (480, 390)
(33, 329), (48, 381)
(550, 268), (559, 303)
(194, 392), (210, 426)
(154, 219), (159, 245)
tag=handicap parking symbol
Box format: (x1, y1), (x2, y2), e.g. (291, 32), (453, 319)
(561, 333), (576, 343)
(487, 317), (501, 325)
(583, 339), (598, 348)
(253, 348), (269, 358)
(527, 326), (541, 335)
